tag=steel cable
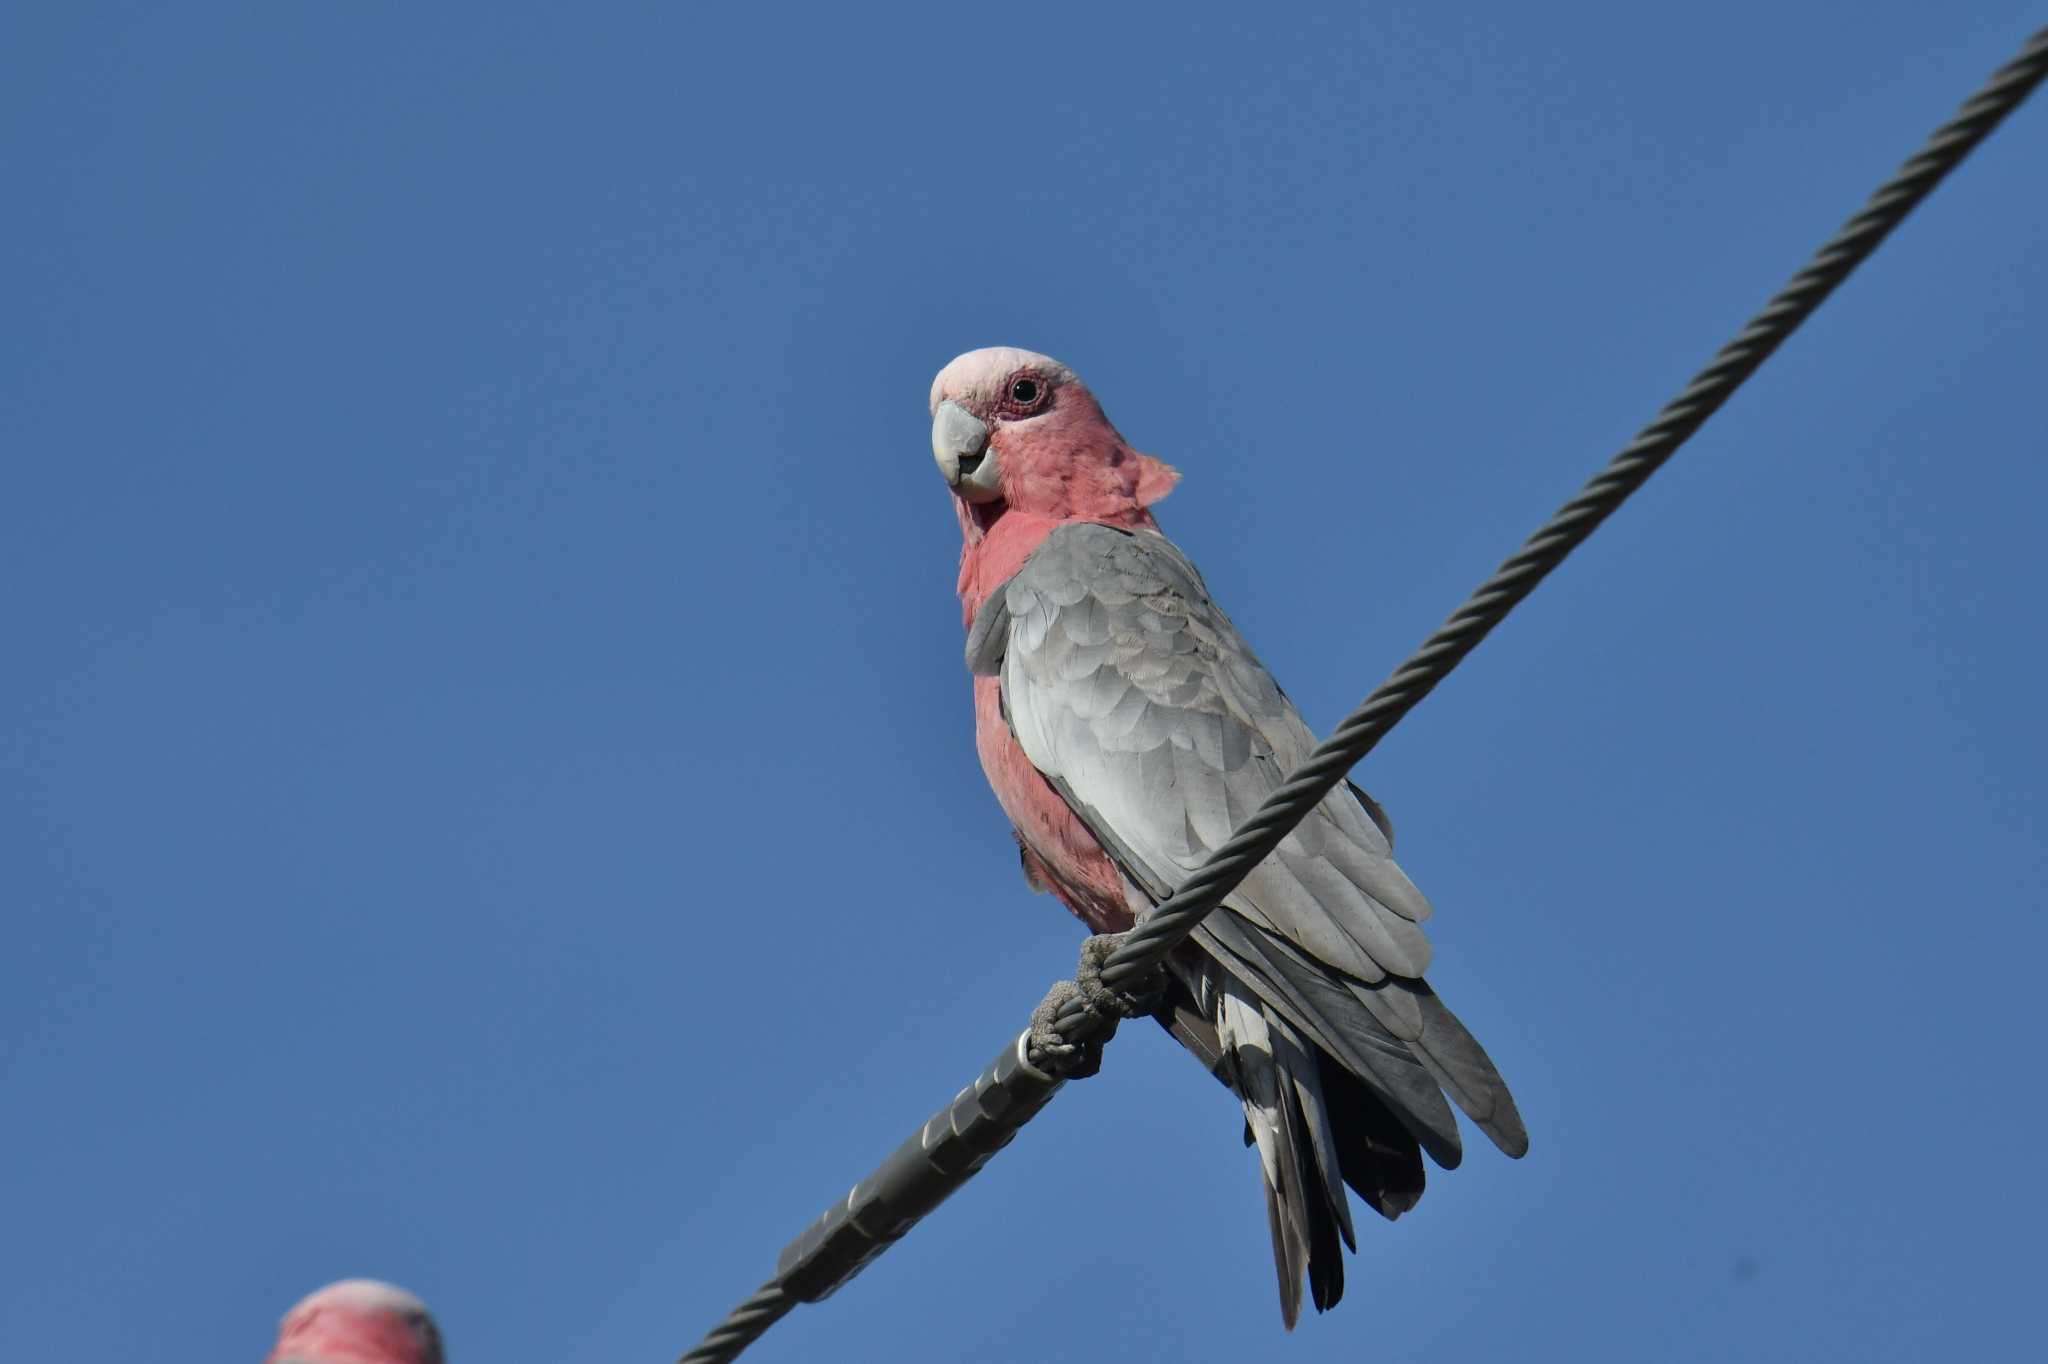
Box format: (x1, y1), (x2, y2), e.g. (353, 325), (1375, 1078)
(675, 1281), (794, 1364)
(1082, 22), (2048, 1003)
(679, 26), (2048, 1363)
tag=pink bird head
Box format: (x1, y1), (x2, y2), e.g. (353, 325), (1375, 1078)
(929, 347), (1178, 543)
(263, 1280), (443, 1364)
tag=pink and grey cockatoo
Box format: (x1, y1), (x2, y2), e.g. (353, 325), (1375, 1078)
(931, 347), (1528, 1325)
(263, 1280), (443, 1364)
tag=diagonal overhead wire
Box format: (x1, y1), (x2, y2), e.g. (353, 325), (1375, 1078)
(679, 26), (2048, 1364)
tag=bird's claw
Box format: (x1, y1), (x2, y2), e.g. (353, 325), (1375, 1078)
(1077, 932), (1168, 1019)
(1025, 935), (1169, 1078)
(1027, 980), (1108, 1078)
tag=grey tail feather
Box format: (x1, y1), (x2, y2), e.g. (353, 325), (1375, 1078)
(1235, 999), (1322, 1327)
(1269, 1007), (1352, 1318)
(1154, 933), (1518, 1324)
(1195, 916), (1465, 1168)
(1180, 959), (1424, 1325)
(1261, 1154), (1305, 1328)
(1318, 1055), (1427, 1221)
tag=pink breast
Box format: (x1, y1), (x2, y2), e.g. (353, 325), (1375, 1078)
(973, 675), (1135, 934)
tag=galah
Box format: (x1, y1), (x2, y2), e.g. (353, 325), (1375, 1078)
(931, 347), (1527, 1325)
(263, 1280), (443, 1364)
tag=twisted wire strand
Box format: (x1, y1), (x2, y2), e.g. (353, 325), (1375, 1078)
(675, 1281), (794, 1364)
(1083, 24), (2048, 1002)
(680, 26), (2048, 1361)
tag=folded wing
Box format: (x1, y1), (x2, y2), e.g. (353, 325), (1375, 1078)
(982, 521), (1525, 1160)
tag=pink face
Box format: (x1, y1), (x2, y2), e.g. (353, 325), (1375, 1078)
(928, 346), (1086, 506)
(928, 346), (1175, 527)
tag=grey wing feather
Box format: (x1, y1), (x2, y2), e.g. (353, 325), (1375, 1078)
(964, 592), (1011, 676)
(1000, 524), (1433, 980)
(1348, 781), (1395, 849)
(1390, 979), (1529, 1158)
(997, 522), (1520, 1156)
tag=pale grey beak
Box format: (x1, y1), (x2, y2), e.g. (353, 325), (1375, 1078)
(932, 400), (1002, 503)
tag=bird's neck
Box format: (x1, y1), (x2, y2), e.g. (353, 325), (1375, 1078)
(955, 505), (1158, 626)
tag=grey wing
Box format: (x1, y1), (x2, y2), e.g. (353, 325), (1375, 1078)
(992, 522), (1525, 1158)
(998, 523), (1432, 982)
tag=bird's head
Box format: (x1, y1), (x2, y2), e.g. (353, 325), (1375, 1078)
(264, 1280), (443, 1364)
(929, 346), (1177, 538)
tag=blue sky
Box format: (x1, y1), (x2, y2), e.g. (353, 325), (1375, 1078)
(5, 5), (2044, 1361)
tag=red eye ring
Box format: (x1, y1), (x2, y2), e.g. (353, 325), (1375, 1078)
(999, 373), (1049, 416)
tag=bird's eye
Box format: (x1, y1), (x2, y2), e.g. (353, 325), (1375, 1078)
(1009, 377), (1040, 405)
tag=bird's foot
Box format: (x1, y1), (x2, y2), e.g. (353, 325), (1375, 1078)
(1024, 934), (1169, 1078)
(1076, 932), (1169, 1019)
(1027, 979), (1109, 1078)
